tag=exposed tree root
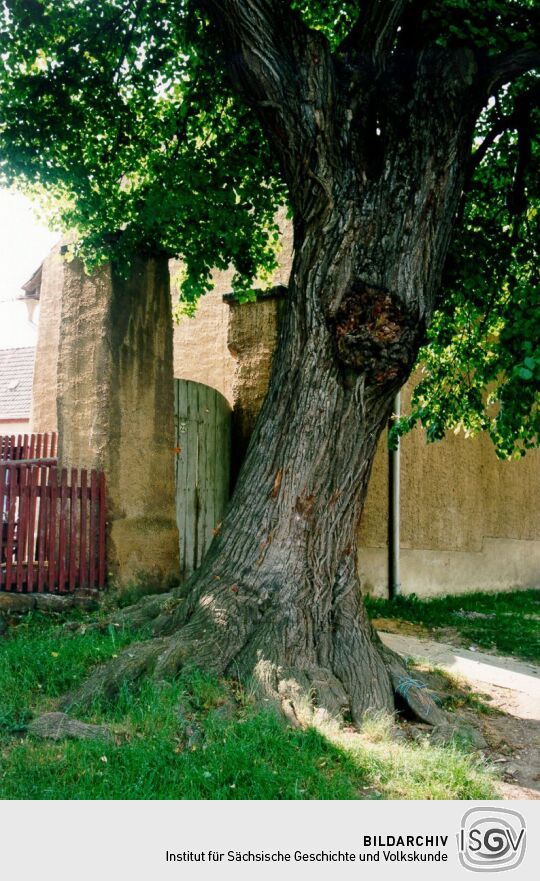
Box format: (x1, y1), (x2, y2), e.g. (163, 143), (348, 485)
(102, 587), (187, 633)
(61, 637), (170, 709)
(56, 593), (446, 733)
(378, 642), (448, 727)
(28, 712), (113, 742)
(36, 550), (448, 732)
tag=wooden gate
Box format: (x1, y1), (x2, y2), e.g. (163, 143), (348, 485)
(174, 380), (231, 578)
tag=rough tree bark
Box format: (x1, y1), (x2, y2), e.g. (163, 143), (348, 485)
(63, 2), (535, 725)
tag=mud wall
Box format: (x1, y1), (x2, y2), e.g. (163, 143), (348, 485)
(32, 216), (540, 596)
(30, 243), (64, 433)
(358, 379), (540, 596)
(56, 254), (179, 587)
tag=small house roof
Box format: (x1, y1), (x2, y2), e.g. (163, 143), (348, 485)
(20, 264), (43, 299)
(0, 347), (35, 419)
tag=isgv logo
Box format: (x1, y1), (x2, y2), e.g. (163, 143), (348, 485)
(458, 807), (526, 872)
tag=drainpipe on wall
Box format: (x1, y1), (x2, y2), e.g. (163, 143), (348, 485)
(388, 392), (401, 599)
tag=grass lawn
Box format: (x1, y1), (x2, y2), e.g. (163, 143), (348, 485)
(0, 608), (496, 800)
(366, 589), (540, 663)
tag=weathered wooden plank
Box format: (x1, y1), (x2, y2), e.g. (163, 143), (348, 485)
(16, 465), (29, 592)
(58, 468), (68, 593)
(79, 469), (88, 587)
(215, 391), (232, 544)
(98, 471), (106, 589)
(174, 379), (231, 579)
(68, 469), (78, 592)
(0, 433), (59, 464)
(26, 468), (39, 593)
(5, 465), (18, 591)
(0, 442), (111, 594)
(3, 457), (57, 467)
(6, 460), (19, 591)
(195, 382), (207, 567)
(187, 380), (201, 576)
(37, 467), (48, 592)
(199, 382), (214, 564)
(176, 378), (194, 578)
(0, 464), (7, 588)
(89, 470), (98, 588)
(179, 378), (190, 578)
(48, 466), (58, 593)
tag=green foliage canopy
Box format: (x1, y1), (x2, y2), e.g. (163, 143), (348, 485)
(393, 76), (539, 459)
(0, 0), (287, 303)
(0, 1), (538, 456)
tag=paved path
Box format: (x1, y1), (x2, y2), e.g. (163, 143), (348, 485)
(379, 631), (540, 720)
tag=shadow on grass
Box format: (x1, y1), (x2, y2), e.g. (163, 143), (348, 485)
(0, 605), (496, 801)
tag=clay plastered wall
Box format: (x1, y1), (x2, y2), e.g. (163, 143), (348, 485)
(56, 258), (114, 471)
(33, 217), (539, 596)
(171, 271), (235, 405)
(171, 208), (293, 404)
(358, 377), (540, 596)
(227, 294), (284, 471)
(30, 243), (64, 433)
(57, 255), (179, 586)
(170, 216), (539, 597)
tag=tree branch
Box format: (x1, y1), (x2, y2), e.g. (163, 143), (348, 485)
(466, 116), (509, 182)
(487, 47), (540, 94)
(508, 88), (536, 233)
(198, 0), (340, 206)
(461, 81), (540, 214)
(339, 1), (411, 62)
(199, 1), (299, 109)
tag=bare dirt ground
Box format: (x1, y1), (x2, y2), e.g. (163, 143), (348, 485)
(379, 629), (540, 800)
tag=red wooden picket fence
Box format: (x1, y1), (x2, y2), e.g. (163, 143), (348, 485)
(0, 431), (58, 462)
(0, 463), (106, 593)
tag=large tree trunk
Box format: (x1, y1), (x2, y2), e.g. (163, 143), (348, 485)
(162, 229), (414, 720)
(66, 191), (462, 726)
(64, 4), (483, 726)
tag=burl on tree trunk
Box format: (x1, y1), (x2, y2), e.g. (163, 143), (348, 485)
(61, 4), (488, 726)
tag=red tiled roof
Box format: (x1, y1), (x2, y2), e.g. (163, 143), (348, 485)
(0, 347), (35, 419)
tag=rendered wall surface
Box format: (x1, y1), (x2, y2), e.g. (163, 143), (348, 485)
(223, 317), (540, 595)
(171, 275), (235, 405)
(226, 292), (285, 476)
(358, 378), (540, 596)
(30, 243), (64, 433)
(31, 217), (540, 596)
(170, 209), (293, 477)
(170, 207), (293, 406)
(56, 254), (179, 587)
